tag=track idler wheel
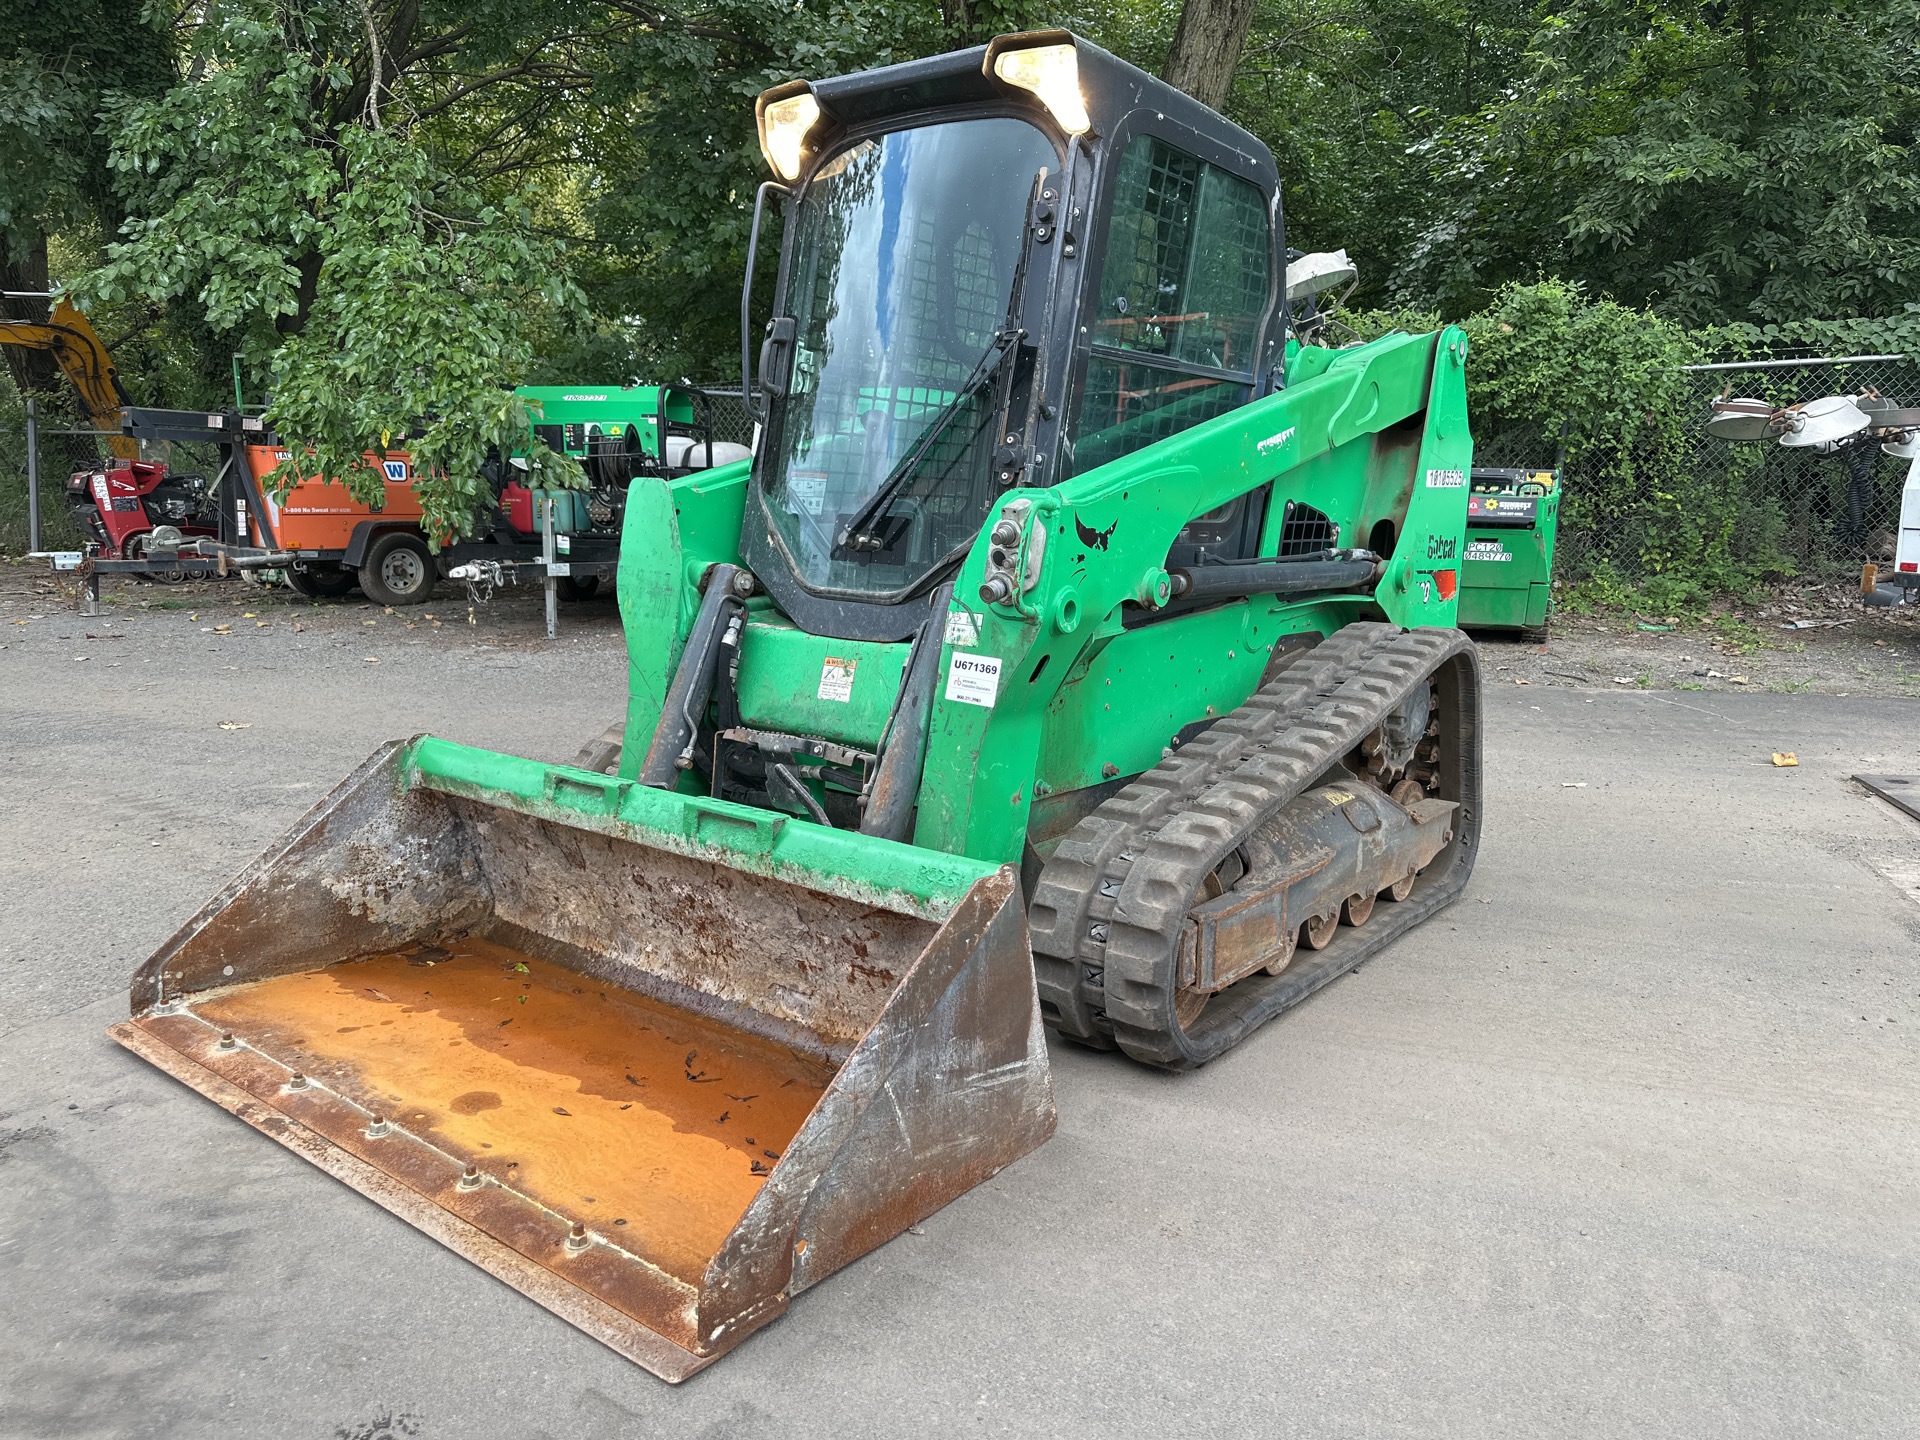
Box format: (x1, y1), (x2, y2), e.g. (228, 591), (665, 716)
(1303, 910), (1340, 950)
(1343, 892), (1376, 927)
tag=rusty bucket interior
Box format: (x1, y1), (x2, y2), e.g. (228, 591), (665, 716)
(112, 739), (1055, 1380)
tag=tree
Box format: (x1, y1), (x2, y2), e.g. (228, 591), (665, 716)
(72, 0), (596, 536)
(1162, 0), (1261, 110)
(0, 0), (171, 398)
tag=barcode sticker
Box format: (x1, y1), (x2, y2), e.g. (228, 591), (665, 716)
(945, 652), (1002, 707)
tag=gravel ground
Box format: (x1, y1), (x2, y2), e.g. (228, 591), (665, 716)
(1485, 582), (1920, 698)
(4, 557), (1919, 1438)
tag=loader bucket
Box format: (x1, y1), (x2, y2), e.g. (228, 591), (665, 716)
(109, 737), (1054, 1381)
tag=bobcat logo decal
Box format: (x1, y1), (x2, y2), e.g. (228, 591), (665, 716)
(1074, 513), (1117, 551)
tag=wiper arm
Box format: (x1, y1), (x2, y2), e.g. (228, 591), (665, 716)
(833, 330), (1018, 554)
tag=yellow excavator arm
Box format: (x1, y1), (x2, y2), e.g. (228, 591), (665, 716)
(0, 298), (137, 460)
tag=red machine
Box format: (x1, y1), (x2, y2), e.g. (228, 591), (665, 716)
(65, 456), (221, 563)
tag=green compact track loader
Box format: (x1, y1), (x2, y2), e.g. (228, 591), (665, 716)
(114, 32), (1482, 1380)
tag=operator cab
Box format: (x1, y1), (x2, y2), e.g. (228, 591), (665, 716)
(741, 32), (1287, 640)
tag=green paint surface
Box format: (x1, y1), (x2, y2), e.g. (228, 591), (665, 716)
(512, 384), (692, 455)
(405, 735), (996, 918)
(733, 615), (910, 750)
(595, 328), (1473, 870)
(1458, 486), (1560, 631)
(615, 462), (749, 781)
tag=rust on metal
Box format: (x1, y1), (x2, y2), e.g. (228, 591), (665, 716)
(1178, 785), (1457, 994)
(187, 940), (831, 1284)
(111, 743), (1056, 1380)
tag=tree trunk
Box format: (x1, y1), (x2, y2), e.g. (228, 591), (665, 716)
(1, 231), (63, 397)
(1161, 0), (1259, 112)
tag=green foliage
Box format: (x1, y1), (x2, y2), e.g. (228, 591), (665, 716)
(1216, 0), (1920, 325)
(18, 0), (1919, 554)
(576, 0), (1046, 379)
(70, 0), (584, 539)
(0, 0), (170, 263)
(1351, 278), (1815, 596)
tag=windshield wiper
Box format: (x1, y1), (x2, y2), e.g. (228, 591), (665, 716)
(833, 330), (1018, 555)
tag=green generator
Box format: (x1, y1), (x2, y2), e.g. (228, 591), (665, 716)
(1457, 466), (1559, 634)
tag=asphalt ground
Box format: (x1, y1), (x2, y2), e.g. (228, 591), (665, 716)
(3, 570), (1918, 1439)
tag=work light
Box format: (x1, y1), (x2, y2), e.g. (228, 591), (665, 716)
(990, 40), (1090, 135)
(758, 89), (821, 182)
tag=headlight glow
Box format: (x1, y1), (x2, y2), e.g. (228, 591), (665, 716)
(759, 92), (821, 181)
(992, 43), (1090, 135)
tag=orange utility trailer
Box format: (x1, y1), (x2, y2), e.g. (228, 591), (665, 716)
(241, 443), (439, 604)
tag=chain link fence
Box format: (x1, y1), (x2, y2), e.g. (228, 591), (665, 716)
(0, 415), (230, 556)
(10, 367), (1903, 590)
(1474, 352), (1916, 590)
(693, 385), (757, 450)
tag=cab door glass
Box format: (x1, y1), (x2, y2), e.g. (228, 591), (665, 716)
(1074, 135), (1271, 476)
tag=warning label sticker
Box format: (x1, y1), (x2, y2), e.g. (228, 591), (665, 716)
(945, 652), (1002, 707)
(789, 473), (827, 515)
(818, 656), (857, 702)
(943, 611), (980, 647)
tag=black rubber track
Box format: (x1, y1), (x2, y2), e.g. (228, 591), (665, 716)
(1028, 622), (1484, 1069)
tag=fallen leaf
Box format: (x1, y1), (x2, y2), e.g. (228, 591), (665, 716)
(363, 619), (377, 626)
(1562, 781), (1588, 788)
(243, 612), (256, 618)
(1729, 675), (1750, 685)
(1772, 752), (1799, 767)
(364, 656), (380, 664)
(217, 722), (251, 731)
(552, 1107), (571, 1117)
(254, 621), (269, 628)
(1513, 677), (1531, 685)
(1611, 676), (1631, 684)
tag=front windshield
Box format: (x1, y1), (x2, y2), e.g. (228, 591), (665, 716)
(762, 116), (1059, 595)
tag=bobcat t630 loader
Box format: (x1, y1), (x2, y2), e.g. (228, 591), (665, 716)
(112, 32), (1482, 1380)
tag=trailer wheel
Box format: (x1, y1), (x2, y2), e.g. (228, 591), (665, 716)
(557, 575), (600, 601)
(286, 563), (359, 599)
(360, 533), (436, 606)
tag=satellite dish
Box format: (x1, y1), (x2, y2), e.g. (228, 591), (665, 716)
(1285, 250), (1358, 304)
(1778, 394), (1869, 448)
(1705, 397), (1777, 442)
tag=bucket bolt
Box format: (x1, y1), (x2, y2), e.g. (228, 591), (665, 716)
(565, 1221), (591, 1253)
(217, 1031), (238, 1051)
(287, 1071), (309, 1090)
(457, 1164), (484, 1192)
(366, 1114), (391, 1138)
